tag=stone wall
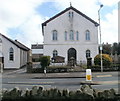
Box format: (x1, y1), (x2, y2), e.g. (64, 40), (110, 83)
(1, 85), (120, 101)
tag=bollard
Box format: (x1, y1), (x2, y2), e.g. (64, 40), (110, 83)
(86, 69), (92, 81)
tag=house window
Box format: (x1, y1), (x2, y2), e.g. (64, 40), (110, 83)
(9, 47), (14, 61)
(76, 31), (79, 40)
(65, 31), (67, 41)
(86, 30), (90, 41)
(68, 12), (74, 18)
(70, 30), (74, 40)
(52, 30), (58, 41)
(86, 50), (91, 58)
(53, 50), (58, 57)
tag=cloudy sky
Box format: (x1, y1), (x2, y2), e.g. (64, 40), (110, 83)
(0, 0), (119, 48)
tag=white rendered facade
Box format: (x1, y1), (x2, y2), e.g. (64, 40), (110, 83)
(42, 6), (99, 63)
(0, 33), (30, 69)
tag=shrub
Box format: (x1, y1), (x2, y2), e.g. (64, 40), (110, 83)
(40, 56), (50, 70)
(94, 54), (113, 67)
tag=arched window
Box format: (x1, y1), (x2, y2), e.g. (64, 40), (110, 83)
(53, 50), (58, 57)
(86, 30), (90, 40)
(9, 47), (14, 61)
(64, 31), (67, 41)
(70, 30), (74, 40)
(86, 50), (91, 58)
(76, 31), (79, 40)
(52, 30), (58, 41)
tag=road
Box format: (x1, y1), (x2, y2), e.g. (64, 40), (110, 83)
(1, 69), (119, 93)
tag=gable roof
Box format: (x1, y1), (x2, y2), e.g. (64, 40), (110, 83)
(0, 33), (30, 51)
(42, 6), (99, 34)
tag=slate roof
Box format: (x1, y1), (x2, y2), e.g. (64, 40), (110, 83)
(42, 6), (99, 35)
(0, 33), (30, 51)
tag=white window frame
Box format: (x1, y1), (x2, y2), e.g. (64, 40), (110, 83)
(86, 30), (90, 41)
(52, 30), (58, 41)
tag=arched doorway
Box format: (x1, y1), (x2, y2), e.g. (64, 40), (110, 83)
(67, 48), (77, 66)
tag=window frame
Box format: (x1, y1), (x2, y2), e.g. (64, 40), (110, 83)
(69, 30), (74, 40)
(53, 50), (58, 57)
(86, 50), (91, 58)
(85, 30), (90, 41)
(9, 47), (14, 61)
(76, 31), (79, 41)
(52, 30), (58, 41)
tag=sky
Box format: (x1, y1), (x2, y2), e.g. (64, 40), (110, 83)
(0, 0), (119, 48)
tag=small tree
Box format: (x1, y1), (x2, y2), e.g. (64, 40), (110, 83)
(40, 56), (50, 70)
(94, 54), (113, 67)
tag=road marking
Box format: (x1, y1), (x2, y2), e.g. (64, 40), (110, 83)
(96, 75), (112, 77)
(80, 80), (119, 85)
(7, 82), (54, 85)
(96, 80), (120, 85)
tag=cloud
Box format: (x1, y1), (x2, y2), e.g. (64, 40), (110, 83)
(101, 9), (118, 43)
(0, 0), (118, 48)
(0, 0), (45, 47)
(98, 0), (119, 6)
(15, 14), (44, 47)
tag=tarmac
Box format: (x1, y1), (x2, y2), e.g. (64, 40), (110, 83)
(2, 69), (119, 86)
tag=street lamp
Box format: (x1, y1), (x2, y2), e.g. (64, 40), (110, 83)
(98, 4), (103, 72)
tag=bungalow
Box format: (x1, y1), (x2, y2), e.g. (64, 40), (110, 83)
(0, 33), (31, 69)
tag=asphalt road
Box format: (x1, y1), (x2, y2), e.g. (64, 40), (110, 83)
(1, 69), (119, 93)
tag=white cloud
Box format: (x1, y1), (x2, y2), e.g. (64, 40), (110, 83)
(98, 0), (119, 6)
(0, 0), (118, 48)
(15, 14), (44, 47)
(101, 9), (118, 43)
(0, 0), (45, 47)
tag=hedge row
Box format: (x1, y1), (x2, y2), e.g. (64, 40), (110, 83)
(2, 85), (120, 101)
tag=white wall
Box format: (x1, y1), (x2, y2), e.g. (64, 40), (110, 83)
(2, 36), (20, 69)
(20, 50), (28, 67)
(44, 9), (98, 45)
(43, 9), (98, 63)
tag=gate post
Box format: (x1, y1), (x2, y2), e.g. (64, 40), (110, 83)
(87, 57), (92, 68)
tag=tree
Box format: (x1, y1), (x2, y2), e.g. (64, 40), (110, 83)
(102, 43), (111, 55)
(112, 42), (118, 55)
(118, 42), (120, 55)
(94, 54), (113, 67)
(98, 43), (111, 55)
(40, 56), (50, 70)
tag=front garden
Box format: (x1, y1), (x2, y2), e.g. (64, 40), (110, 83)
(27, 54), (120, 73)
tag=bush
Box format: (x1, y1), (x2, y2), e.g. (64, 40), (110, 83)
(94, 54), (113, 67)
(47, 66), (71, 73)
(40, 56), (50, 70)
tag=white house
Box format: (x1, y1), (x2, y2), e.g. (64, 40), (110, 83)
(0, 33), (31, 69)
(42, 6), (99, 64)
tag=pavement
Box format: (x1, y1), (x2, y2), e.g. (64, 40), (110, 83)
(2, 69), (119, 85)
(2, 68), (119, 78)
